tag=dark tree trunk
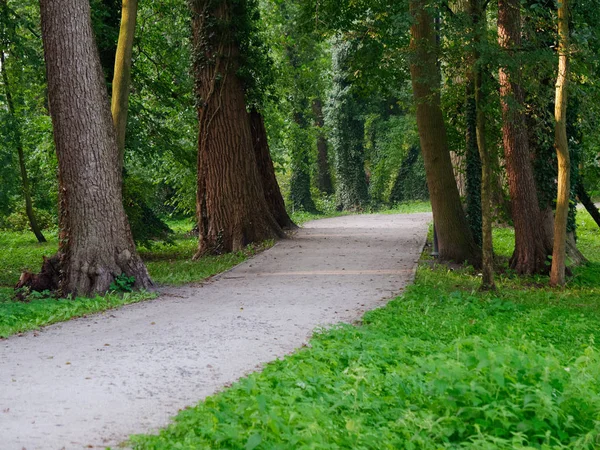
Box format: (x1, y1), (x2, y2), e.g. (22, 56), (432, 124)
(468, 0), (495, 289)
(329, 38), (370, 211)
(577, 181), (600, 228)
(409, 0), (481, 267)
(249, 109), (296, 230)
(40, 0), (151, 295)
(498, 0), (551, 274)
(312, 98), (333, 195)
(0, 45), (46, 243)
(289, 111), (317, 212)
(465, 79), (483, 247)
(190, 0), (285, 257)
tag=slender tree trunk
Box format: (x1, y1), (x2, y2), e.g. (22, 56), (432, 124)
(468, 0), (495, 289)
(40, 0), (151, 295)
(190, 0), (284, 257)
(465, 76), (483, 247)
(577, 181), (600, 228)
(498, 0), (550, 274)
(409, 0), (481, 266)
(312, 98), (333, 195)
(111, 0), (137, 170)
(550, 0), (570, 286)
(249, 109), (296, 230)
(290, 111), (317, 212)
(0, 50), (46, 243)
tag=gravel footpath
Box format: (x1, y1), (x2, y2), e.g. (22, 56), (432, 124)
(0, 213), (430, 449)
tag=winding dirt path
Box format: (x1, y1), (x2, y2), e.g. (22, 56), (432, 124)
(0, 213), (430, 449)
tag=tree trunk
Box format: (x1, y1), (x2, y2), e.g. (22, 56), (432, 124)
(190, 0), (285, 257)
(0, 49), (46, 243)
(498, 0), (550, 274)
(111, 0), (137, 170)
(329, 38), (370, 211)
(409, 0), (481, 266)
(312, 98), (333, 195)
(249, 109), (296, 230)
(465, 76), (483, 247)
(577, 181), (600, 228)
(467, 0), (495, 289)
(40, 0), (151, 295)
(550, 0), (570, 286)
(289, 111), (318, 212)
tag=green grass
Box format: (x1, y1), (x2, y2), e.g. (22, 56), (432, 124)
(130, 209), (600, 450)
(289, 200), (432, 225)
(0, 289), (156, 338)
(0, 218), (268, 337)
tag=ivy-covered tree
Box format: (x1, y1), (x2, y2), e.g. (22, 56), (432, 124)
(327, 37), (369, 211)
(190, 0), (285, 256)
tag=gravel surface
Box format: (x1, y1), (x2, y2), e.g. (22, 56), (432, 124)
(0, 213), (430, 449)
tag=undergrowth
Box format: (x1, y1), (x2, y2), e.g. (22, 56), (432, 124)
(130, 209), (600, 449)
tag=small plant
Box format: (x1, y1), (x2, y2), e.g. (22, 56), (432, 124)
(109, 274), (136, 293)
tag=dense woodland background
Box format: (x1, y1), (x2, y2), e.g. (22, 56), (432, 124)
(1, 0), (599, 293)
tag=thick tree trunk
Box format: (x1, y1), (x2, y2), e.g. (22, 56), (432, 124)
(40, 0), (151, 295)
(190, 0), (284, 257)
(0, 49), (46, 243)
(312, 98), (333, 195)
(249, 109), (296, 230)
(550, 0), (570, 286)
(498, 0), (550, 274)
(409, 0), (481, 266)
(111, 0), (137, 170)
(577, 181), (600, 228)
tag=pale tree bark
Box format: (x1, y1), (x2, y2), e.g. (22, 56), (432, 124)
(40, 0), (151, 295)
(498, 0), (550, 274)
(111, 0), (137, 170)
(550, 0), (570, 287)
(409, 0), (481, 267)
(190, 0), (285, 257)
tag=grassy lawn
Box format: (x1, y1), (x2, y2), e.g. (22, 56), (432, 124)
(129, 210), (600, 450)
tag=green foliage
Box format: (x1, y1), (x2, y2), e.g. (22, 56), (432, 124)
(130, 209), (600, 450)
(327, 37), (370, 211)
(2, 204), (55, 231)
(0, 289), (155, 338)
(109, 274), (136, 293)
(122, 174), (174, 246)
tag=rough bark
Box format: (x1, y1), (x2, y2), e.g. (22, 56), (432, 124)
(40, 0), (151, 295)
(498, 0), (550, 274)
(190, 0), (285, 257)
(111, 0), (137, 170)
(577, 181), (600, 228)
(409, 0), (481, 267)
(550, 0), (570, 286)
(249, 109), (296, 230)
(0, 48), (46, 243)
(312, 98), (333, 195)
